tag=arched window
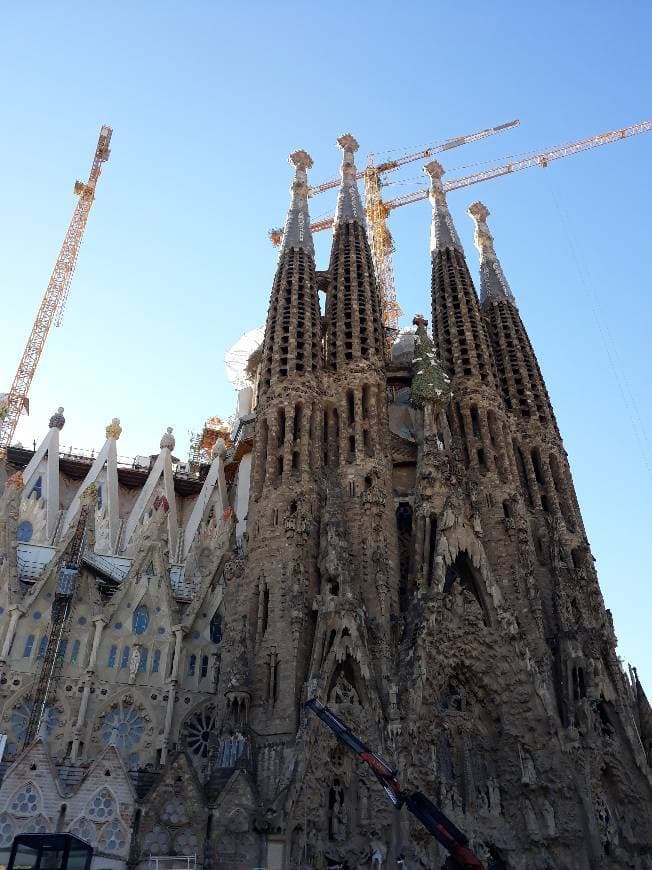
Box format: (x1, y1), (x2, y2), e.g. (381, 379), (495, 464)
(108, 645), (117, 668)
(151, 649), (161, 673)
(37, 636), (48, 659)
(138, 648), (148, 672)
(17, 521), (33, 543)
(70, 639), (81, 664)
(120, 646), (131, 669)
(210, 612), (222, 644)
(200, 655), (209, 678)
(23, 635), (35, 657)
(132, 605), (149, 636)
(188, 654), (197, 676)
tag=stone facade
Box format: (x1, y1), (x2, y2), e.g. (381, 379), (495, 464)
(0, 137), (651, 870)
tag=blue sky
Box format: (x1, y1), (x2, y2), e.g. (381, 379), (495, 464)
(1, 2), (651, 685)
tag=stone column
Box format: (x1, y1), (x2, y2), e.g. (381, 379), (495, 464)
(0, 606), (23, 662)
(69, 618), (105, 761)
(161, 626), (185, 764)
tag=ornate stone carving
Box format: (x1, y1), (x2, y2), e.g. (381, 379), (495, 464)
(105, 417), (122, 440)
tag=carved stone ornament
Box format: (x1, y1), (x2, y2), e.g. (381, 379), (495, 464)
(105, 417), (122, 440)
(160, 426), (175, 451)
(49, 406), (66, 430)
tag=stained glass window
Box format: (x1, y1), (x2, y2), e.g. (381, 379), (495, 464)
(201, 655), (209, 678)
(56, 638), (67, 659)
(132, 605), (149, 635)
(98, 818), (128, 852)
(17, 521), (33, 542)
(100, 703), (145, 753)
(188, 654), (196, 676)
(11, 704), (58, 742)
(183, 706), (217, 759)
(86, 787), (117, 821)
(142, 825), (169, 853)
(120, 646), (130, 669)
(138, 648), (148, 672)
(210, 612), (223, 644)
(23, 635), (35, 657)
(97, 485), (103, 510)
(0, 812), (15, 848)
(9, 781), (41, 815)
(71, 639), (81, 664)
(152, 649), (161, 673)
(37, 636), (48, 658)
(108, 644), (117, 668)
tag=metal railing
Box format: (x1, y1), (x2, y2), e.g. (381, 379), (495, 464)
(148, 856), (197, 870)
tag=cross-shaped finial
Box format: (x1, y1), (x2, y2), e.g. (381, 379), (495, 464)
(412, 313), (429, 328)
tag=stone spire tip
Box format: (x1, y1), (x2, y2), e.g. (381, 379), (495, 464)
(337, 134), (359, 154)
(334, 134), (365, 227)
(281, 149), (314, 255)
(288, 149), (313, 173)
(423, 159), (445, 184)
(466, 202), (515, 304)
(467, 201), (490, 223)
(423, 161), (462, 253)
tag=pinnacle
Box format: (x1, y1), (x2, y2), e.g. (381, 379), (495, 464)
(280, 148), (314, 255)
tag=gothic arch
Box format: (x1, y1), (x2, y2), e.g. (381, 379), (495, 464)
(5, 780), (44, 817)
(442, 550), (492, 625)
(97, 818), (130, 855)
(179, 701), (218, 767)
(327, 656), (366, 707)
(83, 785), (119, 823)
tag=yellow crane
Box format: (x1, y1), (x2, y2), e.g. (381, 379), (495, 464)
(271, 119), (520, 337)
(0, 125), (112, 460)
(271, 119), (652, 336)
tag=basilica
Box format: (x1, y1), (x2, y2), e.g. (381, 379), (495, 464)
(0, 134), (650, 869)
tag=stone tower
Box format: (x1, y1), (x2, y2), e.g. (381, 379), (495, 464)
(0, 137), (650, 870)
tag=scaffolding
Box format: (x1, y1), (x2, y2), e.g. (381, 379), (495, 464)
(22, 503), (91, 747)
(189, 417), (230, 473)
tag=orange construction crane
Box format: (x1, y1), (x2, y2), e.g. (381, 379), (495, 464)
(271, 119), (652, 337)
(0, 125), (112, 460)
(271, 120), (520, 338)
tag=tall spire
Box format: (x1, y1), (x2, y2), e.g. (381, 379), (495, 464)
(423, 160), (463, 253)
(467, 202), (515, 304)
(259, 149), (322, 399)
(325, 134), (383, 369)
(280, 150), (314, 256)
(334, 134), (367, 227)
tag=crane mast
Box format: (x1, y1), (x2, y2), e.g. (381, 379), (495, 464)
(0, 125), (112, 460)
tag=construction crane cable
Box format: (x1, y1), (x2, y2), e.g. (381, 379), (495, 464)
(547, 178), (652, 484)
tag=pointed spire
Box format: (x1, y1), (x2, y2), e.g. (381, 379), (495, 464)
(467, 202), (515, 304)
(334, 134), (366, 227)
(423, 160), (463, 253)
(280, 149), (314, 256)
